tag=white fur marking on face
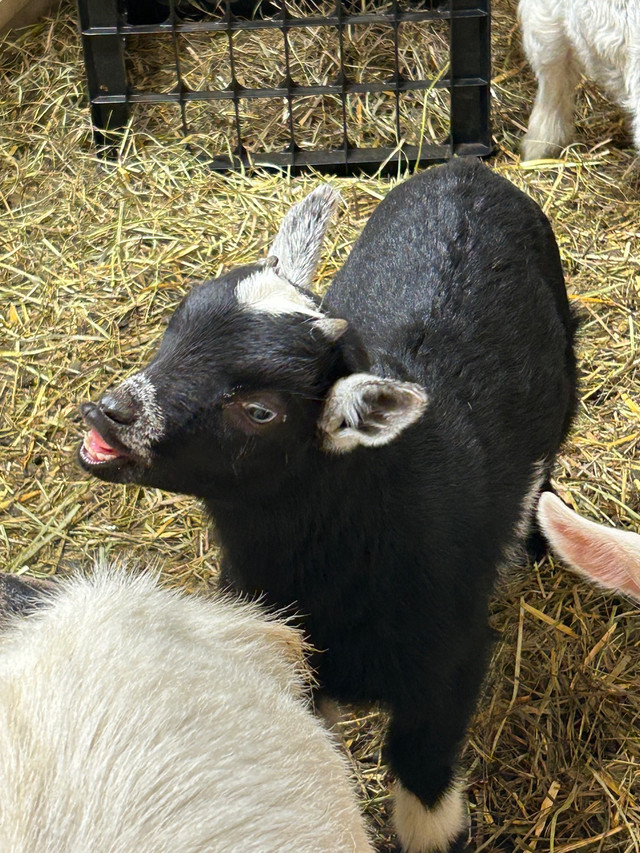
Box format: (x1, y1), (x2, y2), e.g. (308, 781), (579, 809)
(117, 373), (164, 460)
(393, 781), (467, 853)
(236, 269), (324, 319)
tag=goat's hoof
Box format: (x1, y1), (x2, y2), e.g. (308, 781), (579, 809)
(393, 782), (468, 853)
(521, 135), (564, 162)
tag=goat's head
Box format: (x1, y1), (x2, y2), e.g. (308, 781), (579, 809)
(78, 186), (428, 498)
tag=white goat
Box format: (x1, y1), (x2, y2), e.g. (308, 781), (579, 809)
(518, 0), (640, 160)
(538, 491), (640, 600)
(0, 568), (373, 853)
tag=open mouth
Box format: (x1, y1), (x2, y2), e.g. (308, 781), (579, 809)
(79, 428), (127, 467)
(77, 401), (140, 475)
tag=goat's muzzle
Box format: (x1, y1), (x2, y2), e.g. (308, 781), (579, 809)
(78, 400), (136, 471)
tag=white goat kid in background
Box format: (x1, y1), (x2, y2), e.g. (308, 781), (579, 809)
(519, 0), (640, 161)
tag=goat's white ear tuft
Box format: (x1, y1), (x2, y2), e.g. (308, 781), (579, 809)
(314, 317), (348, 342)
(269, 185), (341, 288)
(319, 373), (428, 453)
(537, 491), (640, 602)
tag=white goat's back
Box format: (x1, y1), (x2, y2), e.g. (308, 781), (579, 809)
(0, 569), (372, 853)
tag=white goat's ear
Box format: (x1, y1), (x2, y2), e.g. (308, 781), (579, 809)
(537, 491), (640, 602)
(319, 373), (428, 453)
(269, 185), (341, 288)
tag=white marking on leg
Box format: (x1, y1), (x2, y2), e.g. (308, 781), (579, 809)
(393, 781), (467, 853)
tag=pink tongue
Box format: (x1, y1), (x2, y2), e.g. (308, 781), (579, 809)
(85, 429), (120, 458)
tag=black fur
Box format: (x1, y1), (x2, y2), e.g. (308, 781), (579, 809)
(80, 160), (578, 851)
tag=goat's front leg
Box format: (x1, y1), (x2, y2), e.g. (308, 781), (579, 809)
(387, 713), (469, 853)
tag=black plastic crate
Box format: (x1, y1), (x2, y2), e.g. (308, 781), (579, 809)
(77, 0), (491, 174)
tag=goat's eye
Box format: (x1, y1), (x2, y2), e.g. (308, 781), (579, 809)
(243, 403), (278, 424)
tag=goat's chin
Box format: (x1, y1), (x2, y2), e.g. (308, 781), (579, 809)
(77, 444), (146, 485)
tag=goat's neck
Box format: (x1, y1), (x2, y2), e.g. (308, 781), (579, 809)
(205, 447), (397, 577)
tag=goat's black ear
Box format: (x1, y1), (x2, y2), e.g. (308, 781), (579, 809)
(269, 185), (341, 288)
(319, 374), (428, 453)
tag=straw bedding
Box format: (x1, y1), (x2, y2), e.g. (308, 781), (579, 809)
(0, 1), (638, 849)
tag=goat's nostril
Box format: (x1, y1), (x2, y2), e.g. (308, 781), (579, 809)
(99, 392), (138, 426)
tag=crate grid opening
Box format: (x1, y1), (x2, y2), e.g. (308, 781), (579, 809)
(77, 0), (491, 174)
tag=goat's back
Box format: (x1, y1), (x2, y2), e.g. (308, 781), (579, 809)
(326, 159), (578, 463)
(328, 160), (569, 350)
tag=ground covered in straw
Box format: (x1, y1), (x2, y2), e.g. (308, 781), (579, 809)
(1, 1), (639, 850)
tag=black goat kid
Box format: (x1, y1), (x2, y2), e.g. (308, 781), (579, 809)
(79, 160), (578, 853)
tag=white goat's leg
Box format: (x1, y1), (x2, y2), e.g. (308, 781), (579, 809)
(522, 65), (578, 159)
(629, 65), (640, 153)
(520, 3), (580, 160)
